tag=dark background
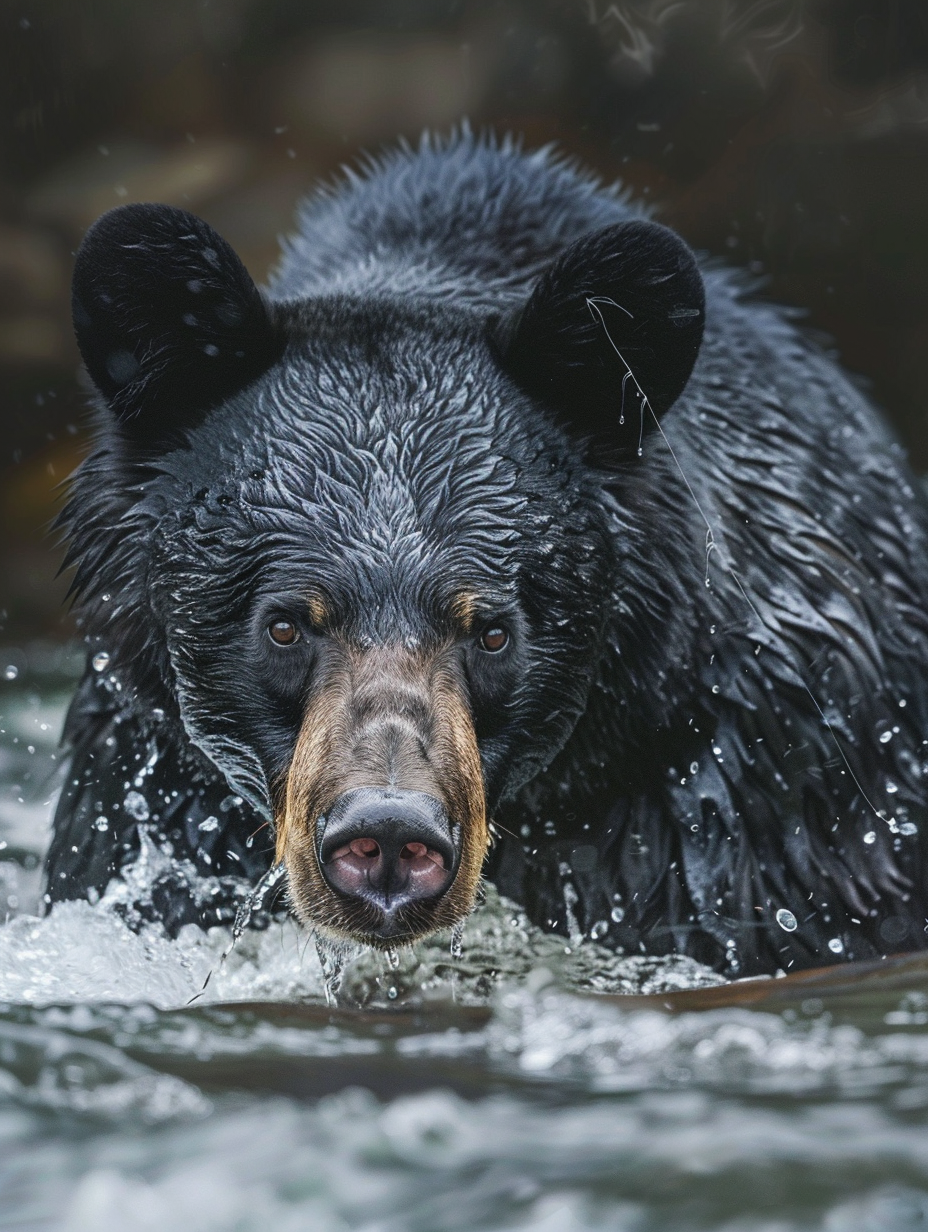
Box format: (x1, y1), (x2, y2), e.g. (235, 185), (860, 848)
(3, 0), (928, 641)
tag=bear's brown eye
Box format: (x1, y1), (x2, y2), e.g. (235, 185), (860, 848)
(268, 619), (299, 646)
(480, 625), (509, 653)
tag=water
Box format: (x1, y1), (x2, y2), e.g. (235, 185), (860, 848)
(4, 653), (928, 1229)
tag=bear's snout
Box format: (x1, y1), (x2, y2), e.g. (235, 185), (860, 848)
(318, 787), (456, 929)
(277, 642), (489, 948)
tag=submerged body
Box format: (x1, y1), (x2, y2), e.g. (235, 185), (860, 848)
(47, 134), (928, 976)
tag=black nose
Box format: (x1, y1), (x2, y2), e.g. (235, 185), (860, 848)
(318, 788), (456, 914)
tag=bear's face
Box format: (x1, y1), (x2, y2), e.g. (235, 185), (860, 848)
(67, 202), (703, 946)
(146, 318), (614, 944)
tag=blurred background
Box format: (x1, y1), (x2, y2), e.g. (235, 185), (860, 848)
(2, 0), (928, 644)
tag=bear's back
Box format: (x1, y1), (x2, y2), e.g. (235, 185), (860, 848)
(269, 133), (643, 309)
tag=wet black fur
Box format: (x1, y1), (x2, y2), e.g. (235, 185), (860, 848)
(47, 132), (928, 975)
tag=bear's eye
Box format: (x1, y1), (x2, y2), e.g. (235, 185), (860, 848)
(268, 619), (299, 646)
(479, 625), (509, 653)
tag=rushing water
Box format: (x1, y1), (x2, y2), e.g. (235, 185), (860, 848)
(4, 650), (928, 1230)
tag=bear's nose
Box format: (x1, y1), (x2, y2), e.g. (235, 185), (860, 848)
(318, 788), (456, 914)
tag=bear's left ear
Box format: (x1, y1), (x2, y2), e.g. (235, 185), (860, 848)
(72, 203), (283, 448)
(497, 220), (704, 456)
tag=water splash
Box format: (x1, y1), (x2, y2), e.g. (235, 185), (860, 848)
(230, 861), (288, 944)
(314, 937), (348, 1006)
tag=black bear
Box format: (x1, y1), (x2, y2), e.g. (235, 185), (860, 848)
(46, 132), (928, 977)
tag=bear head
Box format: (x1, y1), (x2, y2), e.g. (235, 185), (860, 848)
(66, 201), (704, 947)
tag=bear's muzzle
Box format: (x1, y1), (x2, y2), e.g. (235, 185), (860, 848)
(276, 642), (488, 946)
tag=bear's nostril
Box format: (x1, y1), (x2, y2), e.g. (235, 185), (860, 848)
(399, 841), (444, 867)
(328, 838), (380, 861)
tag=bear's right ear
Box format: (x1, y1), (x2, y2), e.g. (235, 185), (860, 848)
(496, 219), (705, 459)
(72, 203), (283, 447)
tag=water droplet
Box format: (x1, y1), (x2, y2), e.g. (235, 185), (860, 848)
(198, 815), (219, 832)
(93, 816), (109, 832)
(610, 905), (625, 923)
(450, 921), (465, 960)
(712, 746), (722, 757)
(864, 831), (877, 844)
(92, 652), (110, 673)
(886, 780), (899, 794)
(775, 908), (798, 932)
(900, 822), (918, 836)
(3, 665), (18, 681)
(386, 948), (400, 970)
(689, 761), (699, 775)
(590, 920), (609, 940)
(387, 985), (398, 1000)
(827, 937), (844, 954)
(123, 791), (149, 821)
(879, 730), (893, 744)
(711, 684), (720, 694)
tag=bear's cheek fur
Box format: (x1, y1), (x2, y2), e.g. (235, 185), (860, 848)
(273, 641), (489, 947)
(472, 650), (599, 808)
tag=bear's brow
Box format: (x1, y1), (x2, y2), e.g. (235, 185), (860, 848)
(449, 591), (480, 633)
(305, 593), (328, 627)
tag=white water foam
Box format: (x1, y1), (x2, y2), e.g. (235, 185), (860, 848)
(0, 901), (329, 1008)
(0, 880), (724, 1011)
(5, 1080), (928, 1231)
(486, 984), (928, 1097)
